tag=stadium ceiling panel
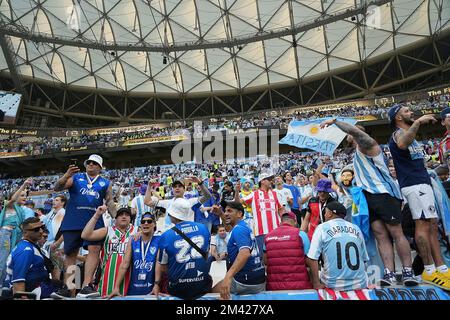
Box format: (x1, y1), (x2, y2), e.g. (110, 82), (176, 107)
(0, 0), (448, 97)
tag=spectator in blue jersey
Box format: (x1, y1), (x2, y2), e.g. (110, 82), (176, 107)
(283, 172), (302, 222)
(306, 202), (369, 291)
(0, 178), (35, 288)
(389, 106), (450, 289)
(212, 201), (265, 300)
(1, 217), (60, 300)
(198, 184), (221, 234)
(108, 212), (161, 298)
(153, 198), (212, 300)
(51, 154), (117, 298)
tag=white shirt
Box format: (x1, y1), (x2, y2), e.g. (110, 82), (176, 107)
(274, 187), (293, 212)
(298, 184), (313, 210)
(43, 208), (65, 250)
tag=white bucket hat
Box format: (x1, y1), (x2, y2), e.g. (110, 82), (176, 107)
(258, 172), (275, 183)
(84, 154), (103, 169)
(167, 198), (194, 222)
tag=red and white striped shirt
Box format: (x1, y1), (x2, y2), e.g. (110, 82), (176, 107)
(243, 189), (282, 236)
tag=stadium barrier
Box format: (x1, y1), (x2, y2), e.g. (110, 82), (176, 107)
(108, 285), (449, 300)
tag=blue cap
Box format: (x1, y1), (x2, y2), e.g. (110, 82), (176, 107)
(388, 104), (402, 126)
(141, 212), (155, 220)
(440, 107), (450, 119)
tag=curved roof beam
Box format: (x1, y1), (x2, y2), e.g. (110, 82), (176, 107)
(1, 0), (393, 53)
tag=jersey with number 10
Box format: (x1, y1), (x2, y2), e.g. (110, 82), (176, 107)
(158, 221), (210, 285)
(307, 218), (369, 291)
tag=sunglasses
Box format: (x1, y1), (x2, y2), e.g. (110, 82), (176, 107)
(26, 226), (44, 232)
(140, 219), (154, 225)
(86, 161), (99, 166)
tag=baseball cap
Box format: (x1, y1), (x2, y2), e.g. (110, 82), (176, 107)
(325, 201), (347, 217)
(282, 211), (297, 223)
(440, 107), (450, 119)
(172, 180), (185, 188)
(388, 104), (402, 127)
(116, 207), (132, 217)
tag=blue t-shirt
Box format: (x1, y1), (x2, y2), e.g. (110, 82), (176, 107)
(227, 220), (265, 285)
(158, 221), (210, 285)
(284, 184), (301, 210)
(22, 207), (36, 220)
(128, 235), (161, 296)
(3, 240), (49, 291)
(61, 173), (110, 231)
(195, 197), (220, 226)
(307, 218), (369, 291)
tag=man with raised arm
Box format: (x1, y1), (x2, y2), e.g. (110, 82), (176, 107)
(388, 105), (450, 290)
(51, 154), (116, 299)
(144, 176), (211, 232)
(320, 118), (417, 287)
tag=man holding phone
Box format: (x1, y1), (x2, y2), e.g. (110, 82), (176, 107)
(51, 154), (116, 299)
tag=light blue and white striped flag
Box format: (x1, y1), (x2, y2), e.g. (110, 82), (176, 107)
(279, 117), (358, 156)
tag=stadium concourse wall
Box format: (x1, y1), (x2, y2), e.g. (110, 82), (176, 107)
(0, 110), (447, 177)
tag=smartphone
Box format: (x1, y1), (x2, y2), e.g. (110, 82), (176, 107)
(70, 158), (77, 166)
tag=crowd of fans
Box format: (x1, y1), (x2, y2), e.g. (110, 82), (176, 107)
(1, 98), (450, 301)
(0, 137), (443, 202)
(1, 92), (448, 155)
(0, 126), (189, 155)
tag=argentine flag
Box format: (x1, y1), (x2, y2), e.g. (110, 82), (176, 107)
(279, 117), (358, 156)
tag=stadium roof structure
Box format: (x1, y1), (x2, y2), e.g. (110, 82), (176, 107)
(0, 0), (449, 126)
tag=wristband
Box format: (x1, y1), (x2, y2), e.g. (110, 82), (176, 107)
(154, 280), (161, 285)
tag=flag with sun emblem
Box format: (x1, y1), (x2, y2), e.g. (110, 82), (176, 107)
(279, 117), (358, 155)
